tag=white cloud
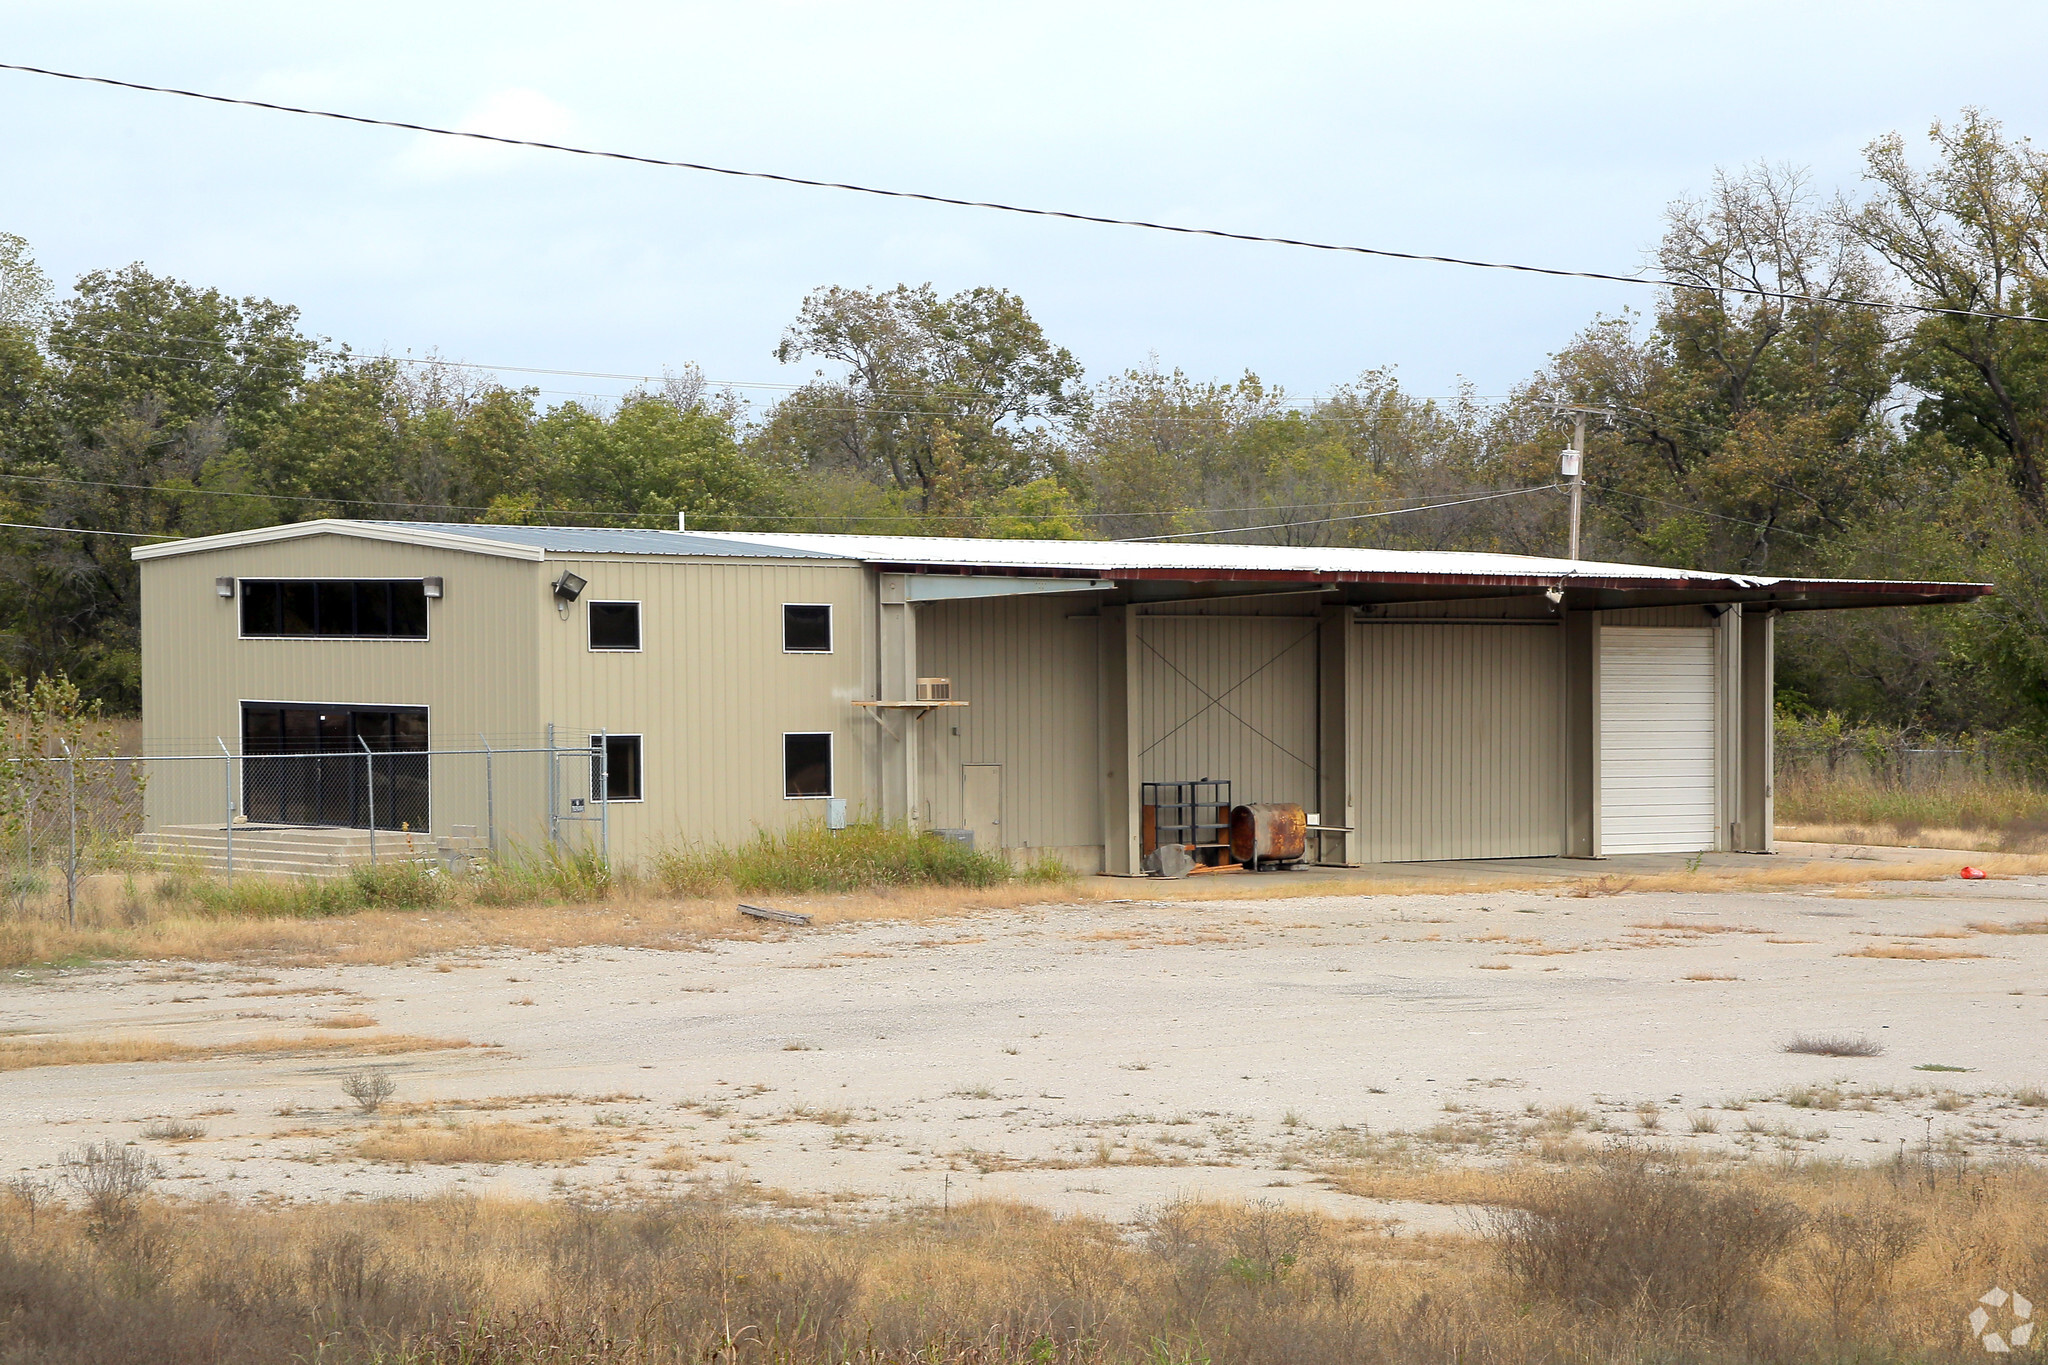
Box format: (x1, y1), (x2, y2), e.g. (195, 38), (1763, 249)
(393, 88), (576, 180)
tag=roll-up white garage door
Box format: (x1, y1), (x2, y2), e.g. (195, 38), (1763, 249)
(1599, 627), (1718, 854)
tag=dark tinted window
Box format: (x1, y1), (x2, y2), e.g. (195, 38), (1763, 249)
(240, 581), (430, 638)
(356, 580), (392, 636)
(783, 603), (831, 653)
(588, 601), (640, 651)
(316, 582), (355, 635)
(389, 582), (427, 637)
(279, 582), (316, 635)
(240, 580), (279, 635)
(784, 732), (832, 798)
(590, 734), (643, 800)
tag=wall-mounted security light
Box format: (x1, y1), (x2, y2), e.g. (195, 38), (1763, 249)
(216, 577), (235, 598)
(552, 571), (588, 619)
(423, 576), (443, 600)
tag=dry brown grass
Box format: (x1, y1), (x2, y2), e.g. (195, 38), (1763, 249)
(0, 1036), (194, 1069)
(648, 1144), (698, 1170)
(0, 867), (1104, 969)
(352, 1121), (604, 1166)
(9, 838), (2046, 973)
(1840, 944), (1992, 960)
(1777, 821), (2037, 852)
(1683, 972), (1740, 981)
(312, 1013), (378, 1029)
(3, 1156), (2047, 1364)
(0, 1032), (475, 1071)
(1573, 852), (2048, 899)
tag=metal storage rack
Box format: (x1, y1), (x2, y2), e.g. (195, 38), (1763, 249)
(1141, 779), (1231, 854)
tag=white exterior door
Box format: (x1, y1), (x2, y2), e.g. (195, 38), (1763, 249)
(962, 764), (1002, 852)
(1599, 627), (1718, 854)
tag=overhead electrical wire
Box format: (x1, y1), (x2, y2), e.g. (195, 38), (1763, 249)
(0, 519), (173, 539)
(0, 466), (1560, 530)
(4, 61), (2044, 326)
(1123, 484), (1560, 541)
(52, 342), (1507, 415)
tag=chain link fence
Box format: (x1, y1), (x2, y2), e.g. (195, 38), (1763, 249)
(1775, 712), (2048, 790)
(4, 728), (626, 926)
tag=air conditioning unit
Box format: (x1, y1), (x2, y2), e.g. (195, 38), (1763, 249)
(916, 677), (952, 702)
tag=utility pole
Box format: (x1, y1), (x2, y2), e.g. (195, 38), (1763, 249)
(1563, 411), (1585, 562)
(1551, 403), (1610, 562)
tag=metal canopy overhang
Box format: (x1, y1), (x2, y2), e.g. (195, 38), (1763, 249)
(870, 562), (1992, 612)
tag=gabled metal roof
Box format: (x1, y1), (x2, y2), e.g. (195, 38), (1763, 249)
(130, 519), (1992, 611)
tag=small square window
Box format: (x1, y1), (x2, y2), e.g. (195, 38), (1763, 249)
(589, 601), (641, 651)
(783, 603), (831, 653)
(784, 732), (832, 798)
(589, 734), (643, 801)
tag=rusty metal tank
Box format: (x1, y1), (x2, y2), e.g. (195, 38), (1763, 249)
(1228, 803), (1307, 868)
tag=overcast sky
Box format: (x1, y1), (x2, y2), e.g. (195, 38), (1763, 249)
(5, 2), (2045, 412)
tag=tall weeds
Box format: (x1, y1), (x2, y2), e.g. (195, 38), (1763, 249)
(0, 1158), (2042, 1363)
(654, 820), (1036, 896)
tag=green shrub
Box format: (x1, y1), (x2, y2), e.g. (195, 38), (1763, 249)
(655, 820), (1022, 897)
(472, 843), (613, 907)
(186, 873), (367, 920)
(347, 861), (450, 909)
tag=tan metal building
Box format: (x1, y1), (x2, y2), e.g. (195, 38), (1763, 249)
(132, 520), (1987, 872)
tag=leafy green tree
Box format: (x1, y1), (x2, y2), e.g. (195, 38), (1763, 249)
(525, 395), (786, 529)
(0, 233), (51, 334)
(764, 284), (1085, 514)
(46, 264), (315, 447)
(1523, 165), (1898, 573)
(1854, 111), (2048, 509)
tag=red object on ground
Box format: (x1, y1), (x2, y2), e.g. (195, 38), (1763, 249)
(1960, 866), (1988, 879)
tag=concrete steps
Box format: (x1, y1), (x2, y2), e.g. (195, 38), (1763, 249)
(133, 824), (447, 878)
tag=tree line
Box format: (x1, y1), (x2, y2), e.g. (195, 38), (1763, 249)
(2, 111), (2046, 736)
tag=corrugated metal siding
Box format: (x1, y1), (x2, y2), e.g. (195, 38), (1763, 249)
(916, 596), (1101, 857)
(1349, 623), (1563, 861)
(1132, 615), (1319, 809)
(534, 557), (874, 862)
(139, 537), (542, 836)
(1599, 605), (1716, 627)
(1599, 627), (1718, 853)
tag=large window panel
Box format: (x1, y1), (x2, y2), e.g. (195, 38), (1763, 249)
(784, 732), (833, 798)
(240, 580), (430, 639)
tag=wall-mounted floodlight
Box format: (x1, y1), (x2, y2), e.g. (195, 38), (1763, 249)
(552, 571), (588, 618)
(423, 576), (444, 600)
(216, 577), (235, 598)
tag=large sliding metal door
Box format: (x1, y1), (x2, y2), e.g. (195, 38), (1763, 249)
(1132, 615), (1320, 809)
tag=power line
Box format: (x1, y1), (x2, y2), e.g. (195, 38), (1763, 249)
(0, 466), (1545, 527)
(1585, 482), (1825, 545)
(53, 341), (1508, 412)
(0, 520), (173, 539)
(1123, 484), (1560, 541)
(5, 61), (2042, 326)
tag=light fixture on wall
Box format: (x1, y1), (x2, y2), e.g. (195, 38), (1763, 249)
(423, 576), (443, 599)
(215, 577), (234, 598)
(552, 571), (587, 619)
